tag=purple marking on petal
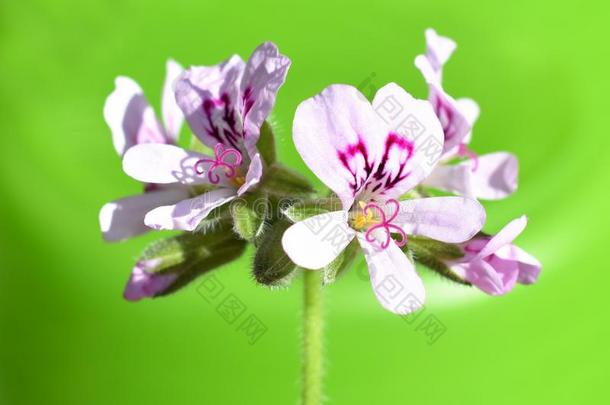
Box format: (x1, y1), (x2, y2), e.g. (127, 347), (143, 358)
(202, 98), (225, 145)
(434, 94), (457, 144)
(220, 93), (241, 146)
(365, 132), (414, 195)
(336, 133), (415, 200)
(337, 138), (375, 196)
(201, 93), (244, 151)
(241, 86), (255, 140)
(242, 86), (255, 119)
(144, 183), (161, 193)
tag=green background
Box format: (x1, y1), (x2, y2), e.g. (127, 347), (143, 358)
(1, 0), (608, 403)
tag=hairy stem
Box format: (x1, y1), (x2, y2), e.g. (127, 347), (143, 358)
(302, 270), (323, 405)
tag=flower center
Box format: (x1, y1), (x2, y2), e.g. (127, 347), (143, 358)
(193, 143), (243, 185)
(351, 199), (407, 250)
(230, 175), (246, 188)
(350, 201), (379, 231)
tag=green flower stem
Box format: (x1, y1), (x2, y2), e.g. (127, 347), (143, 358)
(302, 269), (323, 405)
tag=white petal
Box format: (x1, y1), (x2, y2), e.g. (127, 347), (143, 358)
(370, 83), (444, 196)
(422, 163), (475, 197)
(423, 152), (518, 200)
(292, 84), (388, 210)
(455, 97), (480, 144)
(241, 42), (291, 155)
(161, 59), (185, 141)
(282, 211), (355, 269)
(456, 98), (480, 126)
(468, 152), (518, 200)
(425, 28), (457, 72)
(174, 55), (246, 150)
(414, 57), (471, 152)
(395, 197), (486, 243)
(358, 233), (425, 315)
(99, 187), (189, 242)
(122, 143), (218, 185)
(103, 76), (167, 156)
(237, 153), (263, 196)
(144, 188), (236, 231)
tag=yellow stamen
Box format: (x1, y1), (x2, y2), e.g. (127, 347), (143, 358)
(350, 201), (378, 231)
(230, 175), (246, 187)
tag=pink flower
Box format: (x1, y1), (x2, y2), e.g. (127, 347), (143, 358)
(450, 216), (541, 295)
(123, 260), (179, 301)
(99, 60), (191, 241)
(121, 42), (291, 231)
(282, 83), (486, 314)
(415, 29), (519, 200)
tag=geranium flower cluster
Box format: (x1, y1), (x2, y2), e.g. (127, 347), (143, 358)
(100, 31), (541, 314)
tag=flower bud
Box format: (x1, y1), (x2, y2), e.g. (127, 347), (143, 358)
(253, 217), (298, 286)
(124, 222), (247, 301)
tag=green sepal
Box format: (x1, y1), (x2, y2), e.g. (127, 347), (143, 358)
(405, 236), (470, 285)
(139, 222), (247, 297)
(252, 216), (298, 287)
(194, 201), (233, 233)
(322, 238), (359, 285)
(230, 194), (269, 242)
(282, 197), (343, 223)
(257, 121), (276, 166)
(408, 236), (464, 260)
(259, 163), (315, 198)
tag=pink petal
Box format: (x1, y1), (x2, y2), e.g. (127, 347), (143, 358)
(475, 216), (528, 259)
(395, 197), (486, 243)
(462, 258), (519, 296)
(122, 144), (220, 186)
(358, 232), (426, 315)
(99, 187), (190, 242)
(144, 188), (237, 231)
(241, 42), (291, 155)
(495, 244), (541, 285)
(174, 55), (247, 151)
(292, 84), (388, 210)
(161, 59), (185, 141)
(282, 211), (355, 269)
(123, 260), (178, 301)
(103, 77), (167, 156)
